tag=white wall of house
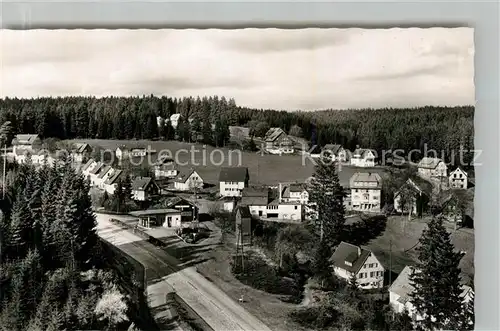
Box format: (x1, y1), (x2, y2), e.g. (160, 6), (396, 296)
(355, 254), (385, 288)
(287, 190), (309, 204)
(132, 190), (146, 201)
(104, 183), (117, 195)
(220, 181), (246, 197)
(418, 162), (448, 179)
(163, 213), (182, 228)
(333, 253), (384, 289)
(351, 157), (375, 167)
(175, 172), (204, 191)
(155, 168), (178, 178)
(223, 200), (236, 212)
(261, 203), (303, 221)
(449, 169), (467, 189)
(351, 188), (382, 212)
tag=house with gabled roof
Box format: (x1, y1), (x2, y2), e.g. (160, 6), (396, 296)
(394, 177), (433, 217)
(449, 167), (468, 189)
(94, 165), (113, 189)
(160, 196), (198, 223)
(131, 176), (160, 201)
(389, 265), (474, 322)
(81, 158), (98, 179)
(219, 167), (249, 197)
(71, 143), (92, 163)
(174, 169), (204, 191)
(322, 144), (348, 163)
(170, 114), (182, 129)
(349, 172), (383, 213)
(279, 182), (309, 204)
(11, 134), (42, 155)
(330, 241), (385, 289)
(264, 127), (294, 155)
(350, 147), (376, 167)
(154, 155), (178, 179)
(103, 168), (124, 195)
(417, 157), (448, 180)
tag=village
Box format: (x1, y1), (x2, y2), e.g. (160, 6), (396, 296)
(4, 119), (475, 330)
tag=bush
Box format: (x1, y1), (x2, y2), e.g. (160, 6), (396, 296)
(230, 253), (301, 297)
(289, 306), (340, 329)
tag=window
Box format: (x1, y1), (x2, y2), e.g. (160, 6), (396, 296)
(370, 272), (374, 277)
(364, 264), (367, 269)
(294, 206), (298, 210)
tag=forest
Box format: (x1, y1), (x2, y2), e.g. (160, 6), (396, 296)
(0, 160), (143, 331)
(0, 95), (474, 167)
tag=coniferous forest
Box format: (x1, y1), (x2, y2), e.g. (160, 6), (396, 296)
(0, 95), (474, 166)
(0, 160), (141, 331)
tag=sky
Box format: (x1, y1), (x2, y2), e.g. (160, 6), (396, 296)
(0, 28), (474, 111)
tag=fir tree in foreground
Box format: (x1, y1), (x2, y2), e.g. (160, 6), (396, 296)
(308, 156), (346, 245)
(409, 216), (471, 330)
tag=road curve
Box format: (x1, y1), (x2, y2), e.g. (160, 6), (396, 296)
(95, 213), (272, 331)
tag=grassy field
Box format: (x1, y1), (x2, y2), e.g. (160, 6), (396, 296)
(365, 216), (475, 284)
(72, 139), (386, 187)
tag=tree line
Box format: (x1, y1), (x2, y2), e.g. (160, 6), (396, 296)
(0, 96), (474, 167)
(0, 159), (135, 331)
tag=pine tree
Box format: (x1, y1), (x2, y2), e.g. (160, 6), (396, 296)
(311, 239), (332, 288)
(390, 309), (415, 331)
(8, 190), (32, 259)
(409, 216), (465, 330)
(308, 156), (346, 244)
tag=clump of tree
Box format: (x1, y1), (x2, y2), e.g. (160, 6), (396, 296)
(0, 161), (135, 331)
(308, 156), (346, 245)
(409, 216), (474, 330)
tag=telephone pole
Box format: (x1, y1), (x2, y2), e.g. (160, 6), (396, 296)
(2, 144), (6, 200)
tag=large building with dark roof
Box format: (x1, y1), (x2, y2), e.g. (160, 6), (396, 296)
(330, 241), (385, 289)
(219, 167), (249, 197)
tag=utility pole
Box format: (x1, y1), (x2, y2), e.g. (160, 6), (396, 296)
(389, 239), (392, 286)
(2, 144), (6, 200)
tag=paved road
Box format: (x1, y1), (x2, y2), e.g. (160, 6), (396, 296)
(96, 213), (272, 331)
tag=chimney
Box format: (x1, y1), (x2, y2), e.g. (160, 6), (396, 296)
(357, 246), (361, 256)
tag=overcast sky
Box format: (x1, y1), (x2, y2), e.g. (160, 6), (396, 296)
(0, 28), (474, 111)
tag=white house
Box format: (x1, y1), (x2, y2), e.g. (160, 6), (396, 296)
(389, 265), (474, 322)
(219, 167), (249, 197)
(240, 187), (303, 222)
(71, 143), (92, 163)
(11, 134), (42, 155)
(449, 167), (468, 189)
(81, 158), (98, 179)
(279, 183), (309, 204)
(116, 146), (149, 160)
(131, 177), (160, 201)
(322, 144), (348, 163)
(394, 177), (432, 217)
(174, 169), (204, 191)
(154, 155), (178, 179)
(350, 148), (376, 167)
(93, 165), (113, 189)
(87, 162), (105, 186)
(349, 172), (383, 213)
(130, 209), (183, 228)
(240, 187), (270, 217)
(264, 127), (294, 155)
(103, 168), (124, 195)
(157, 116), (164, 127)
(330, 241), (385, 289)
(417, 157), (448, 179)
(170, 114), (182, 129)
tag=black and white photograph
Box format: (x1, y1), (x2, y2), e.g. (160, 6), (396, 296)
(0, 27), (475, 331)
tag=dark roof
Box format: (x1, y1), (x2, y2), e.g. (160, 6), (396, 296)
(104, 169), (124, 185)
(417, 157), (444, 169)
(241, 187), (269, 206)
(82, 158), (96, 171)
(264, 127), (286, 142)
(396, 177), (433, 197)
(131, 177), (154, 191)
(12, 134), (39, 145)
(97, 165), (112, 179)
(155, 155), (175, 166)
(329, 241), (372, 274)
(73, 143), (92, 153)
(236, 205), (252, 218)
(130, 208), (180, 217)
(219, 167), (249, 182)
(89, 162), (104, 175)
(323, 144), (343, 154)
(174, 169), (199, 183)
